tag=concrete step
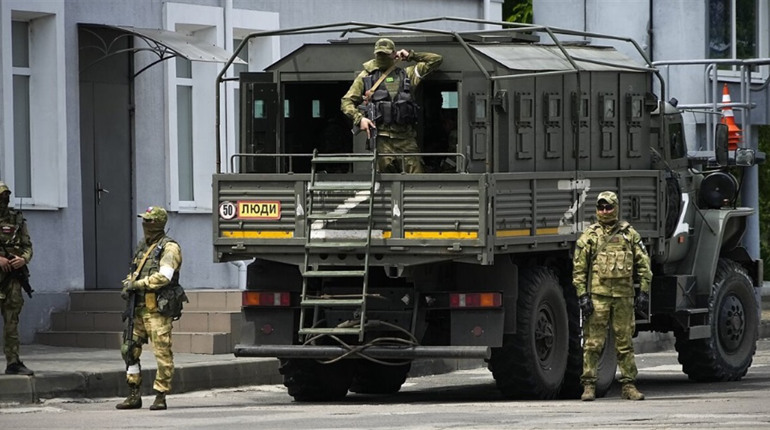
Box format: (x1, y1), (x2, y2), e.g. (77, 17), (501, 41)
(68, 289), (242, 312)
(38, 289), (244, 354)
(35, 330), (234, 354)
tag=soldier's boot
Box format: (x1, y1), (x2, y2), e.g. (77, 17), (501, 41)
(149, 391), (167, 411)
(115, 384), (142, 409)
(5, 361), (34, 376)
(621, 383), (645, 400)
(580, 385), (596, 401)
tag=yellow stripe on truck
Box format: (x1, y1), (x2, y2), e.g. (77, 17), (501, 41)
(405, 231), (478, 239)
(221, 231), (294, 238)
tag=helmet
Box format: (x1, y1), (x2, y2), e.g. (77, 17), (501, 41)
(138, 206), (168, 224)
(0, 181), (10, 195)
(374, 38), (395, 55)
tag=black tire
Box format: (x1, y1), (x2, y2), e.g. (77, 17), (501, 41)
(674, 259), (758, 382)
(279, 359), (353, 401)
(489, 267), (569, 399)
(349, 360), (412, 394)
(559, 285), (616, 399)
(558, 282), (583, 399)
(595, 326), (617, 397)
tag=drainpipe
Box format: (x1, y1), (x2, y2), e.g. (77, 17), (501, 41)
(230, 260), (253, 289)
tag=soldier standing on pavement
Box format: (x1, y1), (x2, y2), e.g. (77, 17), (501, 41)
(116, 206), (182, 410)
(341, 38), (442, 173)
(573, 191), (652, 401)
(0, 181), (34, 376)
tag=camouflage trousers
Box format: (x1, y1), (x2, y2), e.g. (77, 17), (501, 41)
(581, 295), (638, 385)
(125, 308), (175, 393)
(0, 280), (24, 365)
(377, 136), (423, 173)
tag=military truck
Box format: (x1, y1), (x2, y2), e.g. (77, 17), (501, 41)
(213, 18), (762, 401)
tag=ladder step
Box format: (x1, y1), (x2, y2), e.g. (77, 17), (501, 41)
(307, 213), (371, 221)
(306, 241), (368, 249)
(301, 298), (364, 307)
(299, 327), (361, 336)
(308, 181), (373, 191)
(303, 270), (367, 278)
(312, 156), (375, 163)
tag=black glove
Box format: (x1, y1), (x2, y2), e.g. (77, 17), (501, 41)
(635, 291), (650, 317)
(578, 294), (594, 317)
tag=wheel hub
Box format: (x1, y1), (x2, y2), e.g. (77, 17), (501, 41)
(718, 293), (745, 352)
(535, 307), (555, 363)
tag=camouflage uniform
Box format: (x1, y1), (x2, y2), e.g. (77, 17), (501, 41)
(573, 191), (651, 400)
(117, 206), (182, 410)
(0, 181), (34, 375)
(341, 38), (442, 173)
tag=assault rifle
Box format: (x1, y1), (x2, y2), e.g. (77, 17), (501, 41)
(354, 101), (379, 151)
(122, 263), (138, 345)
(0, 245), (33, 298)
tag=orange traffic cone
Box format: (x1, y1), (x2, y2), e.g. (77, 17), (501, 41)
(720, 83), (742, 150)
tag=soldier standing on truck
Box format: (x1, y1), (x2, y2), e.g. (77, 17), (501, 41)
(341, 38), (442, 173)
(573, 191), (652, 401)
(0, 181), (34, 376)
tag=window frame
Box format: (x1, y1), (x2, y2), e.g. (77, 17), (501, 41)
(1, 1), (67, 210)
(708, 0), (769, 80)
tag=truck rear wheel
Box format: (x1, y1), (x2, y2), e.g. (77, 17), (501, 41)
(489, 267), (569, 399)
(280, 359), (353, 401)
(349, 360), (412, 394)
(559, 284), (616, 399)
(674, 259), (758, 381)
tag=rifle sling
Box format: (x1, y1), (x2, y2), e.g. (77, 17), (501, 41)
(363, 61), (399, 102)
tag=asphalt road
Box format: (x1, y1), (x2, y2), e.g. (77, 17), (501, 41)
(3, 340), (770, 429)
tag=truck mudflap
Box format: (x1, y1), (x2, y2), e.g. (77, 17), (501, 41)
(234, 344), (491, 360)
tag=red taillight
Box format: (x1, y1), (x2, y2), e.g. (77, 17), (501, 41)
(242, 291), (291, 307)
(449, 292), (502, 308)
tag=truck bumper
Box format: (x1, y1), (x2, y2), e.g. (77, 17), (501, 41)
(234, 344), (491, 360)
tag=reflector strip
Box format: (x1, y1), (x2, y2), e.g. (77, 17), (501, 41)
(404, 231), (478, 239)
(449, 292), (502, 308)
(496, 229), (529, 237)
(222, 231), (294, 238)
(242, 291), (291, 307)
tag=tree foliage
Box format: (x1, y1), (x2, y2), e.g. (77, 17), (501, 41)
(758, 125), (770, 279)
(503, 0), (533, 24)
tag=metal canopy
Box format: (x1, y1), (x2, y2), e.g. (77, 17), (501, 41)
(80, 24), (244, 78)
(472, 44), (645, 72)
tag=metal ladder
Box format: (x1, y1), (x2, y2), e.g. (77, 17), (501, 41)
(299, 150), (378, 342)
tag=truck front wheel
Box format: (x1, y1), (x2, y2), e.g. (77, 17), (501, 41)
(675, 259), (759, 381)
(489, 267), (569, 399)
(280, 359), (353, 401)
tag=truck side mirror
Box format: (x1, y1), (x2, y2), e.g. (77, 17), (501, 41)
(714, 123), (728, 166)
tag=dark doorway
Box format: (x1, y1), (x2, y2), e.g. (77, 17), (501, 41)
(78, 26), (133, 289)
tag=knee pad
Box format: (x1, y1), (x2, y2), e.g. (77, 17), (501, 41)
(121, 339), (142, 366)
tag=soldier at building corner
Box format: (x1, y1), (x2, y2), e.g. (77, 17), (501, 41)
(116, 206), (184, 410)
(0, 181), (34, 376)
(341, 38), (442, 173)
(572, 191), (652, 401)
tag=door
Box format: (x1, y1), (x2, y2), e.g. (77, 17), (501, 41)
(79, 26), (133, 289)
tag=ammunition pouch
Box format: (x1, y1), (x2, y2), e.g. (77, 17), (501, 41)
(156, 284), (188, 321)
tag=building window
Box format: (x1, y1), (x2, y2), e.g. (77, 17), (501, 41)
(2, 1), (67, 209)
(12, 21), (31, 197)
(709, 0), (764, 73)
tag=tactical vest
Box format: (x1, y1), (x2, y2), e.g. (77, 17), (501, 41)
(363, 67), (420, 126)
(132, 236), (181, 287)
(0, 210), (25, 253)
(591, 222), (634, 279)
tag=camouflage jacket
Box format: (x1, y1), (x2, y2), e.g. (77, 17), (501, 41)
(341, 51), (442, 139)
(572, 221), (651, 298)
(0, 208), (33, 284)
(129, 236), (182, 293)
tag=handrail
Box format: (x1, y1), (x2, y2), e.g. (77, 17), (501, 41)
(228, 152), (468, 174)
